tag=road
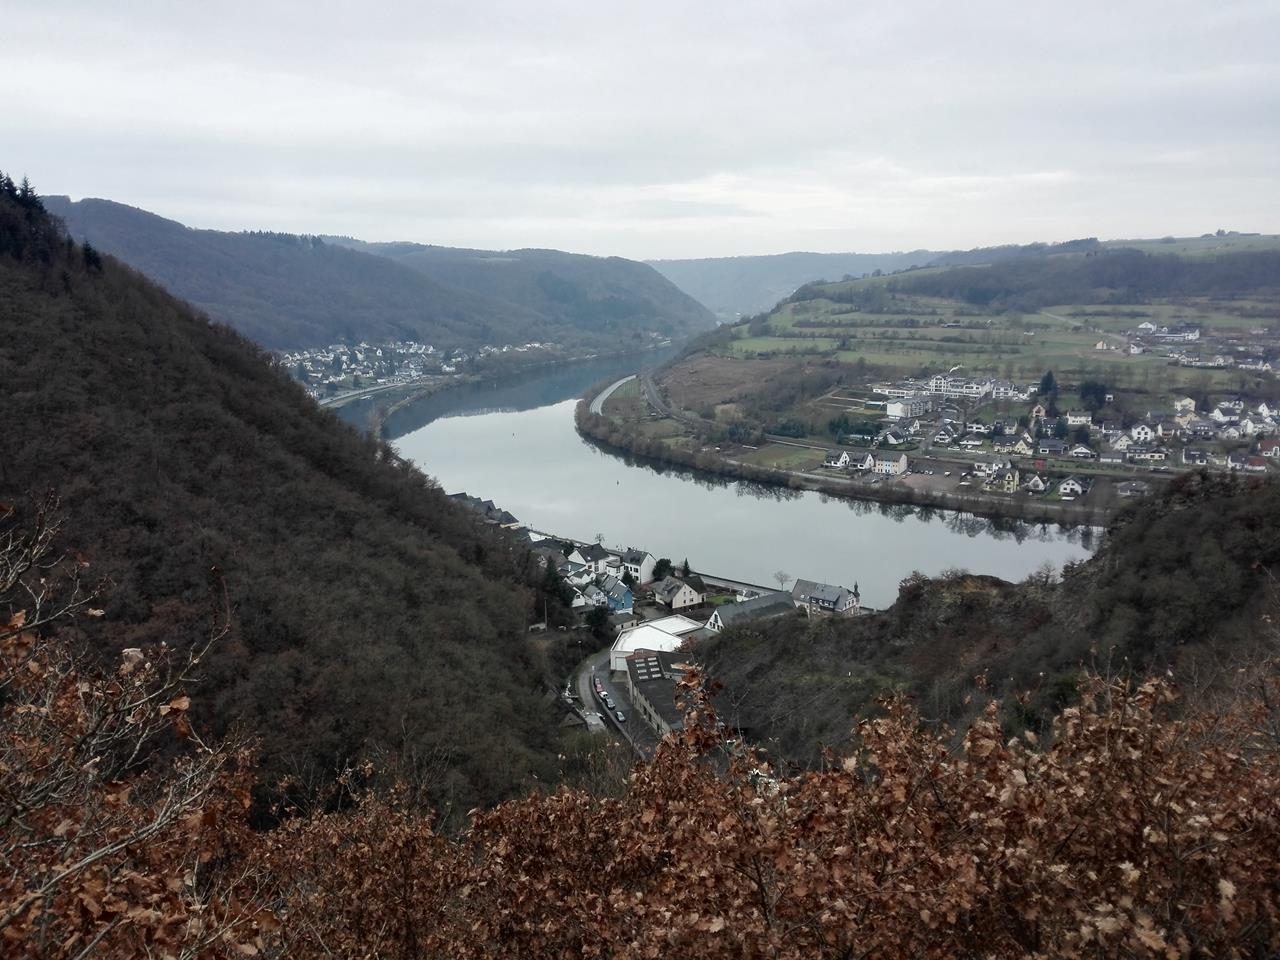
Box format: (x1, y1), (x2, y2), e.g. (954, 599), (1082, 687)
(589, 374), (637, 415)
(573, 647), (657, 758)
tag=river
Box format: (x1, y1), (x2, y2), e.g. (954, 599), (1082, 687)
(346, 352), (1096, 609)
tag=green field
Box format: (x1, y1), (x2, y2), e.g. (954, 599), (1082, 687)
(737, 444), (826, 471)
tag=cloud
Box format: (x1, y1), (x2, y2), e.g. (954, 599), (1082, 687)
(5, 0), (1277, 258)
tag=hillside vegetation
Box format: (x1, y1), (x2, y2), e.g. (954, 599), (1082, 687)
(1, 176), (569, 813)
(43, 196), (714, 350)
(698, 471), (1280, 766)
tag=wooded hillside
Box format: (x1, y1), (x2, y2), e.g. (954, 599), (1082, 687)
(43, 196), (715, 350)
(1, 175), (565, 813)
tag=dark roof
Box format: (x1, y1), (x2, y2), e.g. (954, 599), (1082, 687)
(791, 579), (855, 607)
(626, 650), (689, 731)
(576, 542), (612, 563)
(714, 592), (796, 627)
(621, 547), (651, 564)
(653, 576), (688, 602)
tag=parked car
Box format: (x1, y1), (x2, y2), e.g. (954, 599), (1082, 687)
(614, 710), (626, 723)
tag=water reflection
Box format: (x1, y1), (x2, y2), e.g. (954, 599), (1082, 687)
(386, 352), (1096, 608)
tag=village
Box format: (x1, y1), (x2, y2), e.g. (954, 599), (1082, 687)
(814, 372), (1278, 507)
(447, 491), (860, 750)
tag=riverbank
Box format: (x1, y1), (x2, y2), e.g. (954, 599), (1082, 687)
(574, 394), (1118, 527)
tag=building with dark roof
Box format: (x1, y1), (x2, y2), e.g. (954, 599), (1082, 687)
(790, 579), (859, 616)
(625, 649), (690, 738)
(704, 592), (796, 633)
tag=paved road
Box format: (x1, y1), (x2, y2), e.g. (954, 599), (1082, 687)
(589, 375), (637, 415)
(574, 647), (657, 758)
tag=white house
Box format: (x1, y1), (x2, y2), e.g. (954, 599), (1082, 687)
(652, 576), (702, 611)
(1173, 397), (1197, 413)
(823, 449), (851, 468)
(1058, 476), (1086, 497)
(705, 592), (796, 632)
(1024, 474), (1050, 493)
(872, 452), (909, 476)
(1137, 321), (1158, 333)
(1069, 444), (1096, 459)
(620, 547), (657, 585)
(791, 579), (860, 616)
(1129, 423), (1155, 442)
(886, 396), (931, 419)
(568, 542), (618, 576)
(1065, 411), (1093, 426)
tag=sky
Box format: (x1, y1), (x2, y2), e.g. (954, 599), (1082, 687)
(3, 0), (1278, 259)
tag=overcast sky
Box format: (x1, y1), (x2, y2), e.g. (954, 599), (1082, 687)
(4, 0), (1278, 259)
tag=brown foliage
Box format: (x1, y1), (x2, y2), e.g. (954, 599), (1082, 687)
(4, 502), (1279, 957)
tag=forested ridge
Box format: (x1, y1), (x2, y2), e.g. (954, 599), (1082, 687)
(43, 196), (715, 350)
(791, 246), (1280, 312)
(699, 471), (1280, 766)
(0, 174), (570, 813)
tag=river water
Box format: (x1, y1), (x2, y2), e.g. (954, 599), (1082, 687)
(346, 352), (1096, 609)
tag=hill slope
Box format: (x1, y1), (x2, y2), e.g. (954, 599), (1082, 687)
(698, 471), (1280, 767)
(2, 177), (564, 811)
(648, 250), (938, 319)
(334, 237), (717, 343)
(44, 196), (714, 350)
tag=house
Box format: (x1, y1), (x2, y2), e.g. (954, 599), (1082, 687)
(1129, 423), (1156, 443)
(1029, 403), (1047, 422)
(1128, 446), (1167, 462)
(1137, 321), (1158, 333)
(871, 451), (909, 476)
(620, 547), (657, 585)
(581, 584), (608, 608)
(652, 576), (703, 611)
(1011, 437), (1035, 456)
(1245, 456), (1270, 473)
(568, 542), (618, 576)
(886, 396), (931, 419)
(1129, 342), (1145, 355)
(880, 429), (908, 446)
(1155, 420), (1181, 439)
(1118, 480), (1151, 498)
(1259, 439), (1280, 459)
(705, 592), (797, 633)
(608, 611), (642, 633)
(1181, 448), (1210, 466)
(1099, 452), (1125, 466)
(1024, 473), (1050, 493)
(986, 467), (1021, 493)
(1095, 421), (1123, 440)
(625, 649), (689, 737)
(1173, 397), (1197, 413)
(1058, 476), (1086, 497)
(1037, 439), (1068, 457)
(959, 434), (985, 448)
(1110, 435), (1133, 452)
(1069, 443), (1096, 459)
(1210, 406), (1240, 424)
(1187, 417), (1218, 440)
(1227, 452), (1249, 471)
(597, 574), (634, 614)
(791, 579), (860, 617)
(823, 449), (851, 468)
(1065, 411), (1093, 426)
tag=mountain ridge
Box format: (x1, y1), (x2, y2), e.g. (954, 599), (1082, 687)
(43, 195), (715, 351)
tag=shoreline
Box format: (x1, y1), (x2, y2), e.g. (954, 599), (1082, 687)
(574, 399), (1116, 528)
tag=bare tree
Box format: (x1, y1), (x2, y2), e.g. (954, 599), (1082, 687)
(773, 570), (792, 591)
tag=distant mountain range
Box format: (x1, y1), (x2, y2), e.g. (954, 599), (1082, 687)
(648, 251), (939, 320)
(649, 235), (1280, 319)
(44, 196), (715, 351)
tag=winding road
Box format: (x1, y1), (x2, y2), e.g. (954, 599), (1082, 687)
(589, 375), (637, 415)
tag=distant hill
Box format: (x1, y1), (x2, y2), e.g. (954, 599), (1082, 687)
(647, 251), (938, 320)
(43, 196), (714, 351)
(330, 237), (717, 344)
(650, 236), (1280, 320)
(3, 179), (569, 812)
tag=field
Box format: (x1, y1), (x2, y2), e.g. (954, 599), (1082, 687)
(718, 286), (1276, 390)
